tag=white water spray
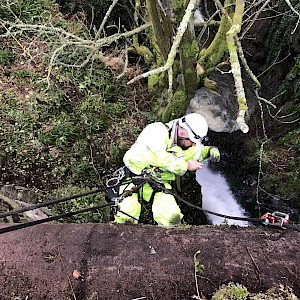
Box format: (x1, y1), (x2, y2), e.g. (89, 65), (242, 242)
(196, 166), (249, 226)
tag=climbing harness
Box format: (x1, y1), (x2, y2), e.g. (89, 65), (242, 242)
(105, 166), (129, 199)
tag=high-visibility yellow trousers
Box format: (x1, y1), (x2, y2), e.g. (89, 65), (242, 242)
(114, 182), (183, 226)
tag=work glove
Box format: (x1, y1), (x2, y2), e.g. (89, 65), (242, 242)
(209, 146), (220, 162)
(201, 146), (221, 163)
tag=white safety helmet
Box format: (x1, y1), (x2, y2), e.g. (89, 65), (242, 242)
(178, 113), (208, 144)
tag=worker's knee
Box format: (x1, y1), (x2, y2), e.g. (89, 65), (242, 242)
(152, 192), (183, 226)
(114, 194), (141, 224)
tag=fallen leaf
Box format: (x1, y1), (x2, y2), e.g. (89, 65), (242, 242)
(73, 269), (82, 280)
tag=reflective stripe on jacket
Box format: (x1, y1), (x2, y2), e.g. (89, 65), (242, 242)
(123, 121), (205, 181)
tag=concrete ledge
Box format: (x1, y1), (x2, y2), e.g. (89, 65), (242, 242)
(0, 223), (299, 299)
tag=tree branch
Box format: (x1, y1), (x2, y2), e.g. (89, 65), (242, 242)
(226, 0), (249, 133)
(284, 0), (300, 34)
(96, 0), (119, 39)
(127, 0), (200, 85)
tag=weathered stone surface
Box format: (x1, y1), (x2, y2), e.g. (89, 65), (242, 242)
(0, 223), (299, 300)
(187, 71), (256, 133)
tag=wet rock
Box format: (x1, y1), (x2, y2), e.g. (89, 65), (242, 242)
(187, 71), (256, 132)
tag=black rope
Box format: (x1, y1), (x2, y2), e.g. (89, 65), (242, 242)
(1, 174), (299, 234)
(0, 203), (113, 235)
(0, 180), (134, 219)
(146, 178), (300, 230)
(0, 178), (148, 235)
(117, 209), (139, 222)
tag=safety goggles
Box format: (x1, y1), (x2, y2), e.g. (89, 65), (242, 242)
(178, 135), (209, 143)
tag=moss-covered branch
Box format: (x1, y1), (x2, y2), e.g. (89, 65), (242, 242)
(127, 0), (200, 85)
(197, 0), (233, 71)
(226, 0), (249, 133)
(146, 0), (173, 62)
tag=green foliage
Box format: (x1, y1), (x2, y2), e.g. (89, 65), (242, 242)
(10, 69), (39, 80)
(211, 284), (298, 300)
(261, 130), (300, 199)
(278, 128), (300, 151)
(0, 0), (149, 224)
(211, 282), (249, 300)
(0, 50), (14, 65)
(194, 250), (205, 274)
(0, 0), (59, 23)
(277, 54), (300, 114)
(49, 185), (110, 223)
(266, 0), (300, 68)
(38, 113), (82, 148)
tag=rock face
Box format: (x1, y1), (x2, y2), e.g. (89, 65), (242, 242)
(187, 71), (256, 133)
(0, 223), (299, 300)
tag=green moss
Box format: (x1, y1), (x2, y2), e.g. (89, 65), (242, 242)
(161, 89), (188, 122)
(179, 35), (199, 98)
(211, 283), (249, 300)
(276, 55), (300, 115)
(198, 0), (233, 70)
(170, 0), (187, 21)
(211, 284), (299, 300)
(148, 73), (167, 93)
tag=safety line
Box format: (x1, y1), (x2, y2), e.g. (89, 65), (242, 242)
(0, 180), (133, 219)
(1, 175), (299, 233)
(0, 203), (112, 234)
(146, 178), (300, 231)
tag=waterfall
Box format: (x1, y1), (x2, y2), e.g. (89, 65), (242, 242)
(196, 166), (249, 226)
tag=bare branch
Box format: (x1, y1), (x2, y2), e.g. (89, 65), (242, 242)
(255, 89), (276, 109)
(257, 51), (291, 78)
(241, 0), (271, 39)
(2, 18), (151, 85)
(235, 37), (261, 89)
(96, 0), (119, 39)
(284, 0), (300, 34)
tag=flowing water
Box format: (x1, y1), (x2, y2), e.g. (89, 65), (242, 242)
(196, 166), (249, 226)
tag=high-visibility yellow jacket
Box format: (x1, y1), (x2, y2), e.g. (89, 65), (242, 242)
(123, 121), (209, 182)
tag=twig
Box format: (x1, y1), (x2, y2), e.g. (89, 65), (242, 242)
(255, 90), (276, 108)
(246, 247), (261, 287)
(284, 0), (300, 34)
(241, 0), (271, 39)
(96, 0), (119, 39)
(0, 19), (33, 59)
(58, 245), (77, 300)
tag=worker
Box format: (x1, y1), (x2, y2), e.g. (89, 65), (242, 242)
(114, 113), (220, 226)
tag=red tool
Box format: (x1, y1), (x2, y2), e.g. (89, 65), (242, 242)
(261, 211), (289, 227)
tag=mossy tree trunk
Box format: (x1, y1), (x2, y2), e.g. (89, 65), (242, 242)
(133, 0), (251, 127)
(198, 0), (233, 71)
(141, 0), (201, 121)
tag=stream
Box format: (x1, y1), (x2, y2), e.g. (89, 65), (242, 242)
(196, 165), (249, 226)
